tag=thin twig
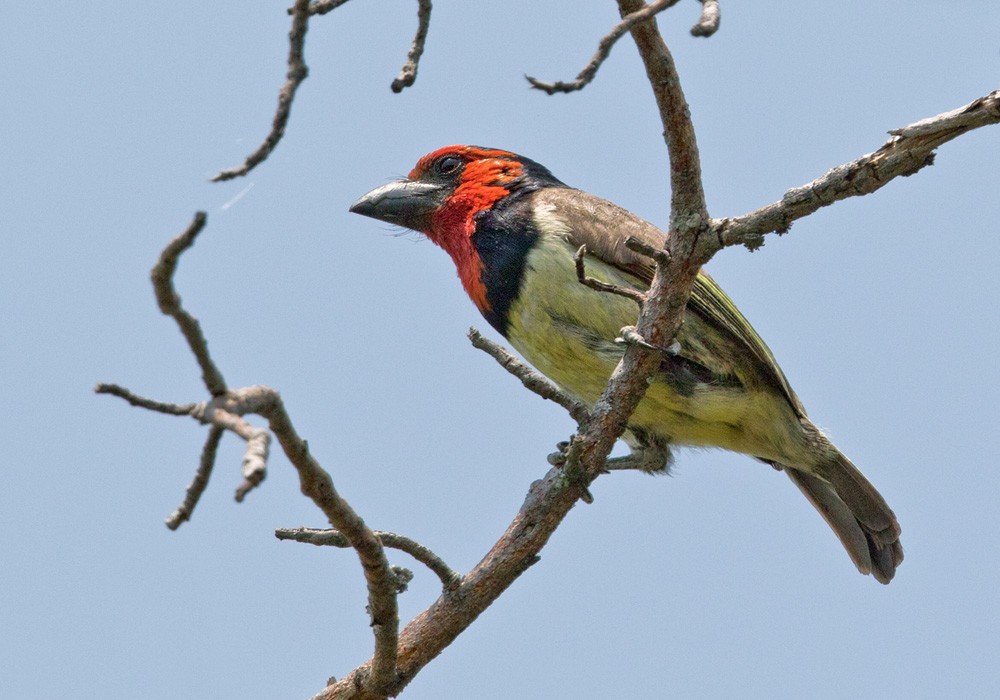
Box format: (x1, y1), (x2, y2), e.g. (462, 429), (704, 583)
(690, 0), (720, 37)
(94, 383), (197, 415)
(391, 0), (432, 93)
(165, 426), (223, 530)
(618, 0), (708, 236)
(213, 0), (311, 181)
(468, 328), (590, 426)
(624, 237), (672, 267)
(573, 245), (646, 307)
(715, 90), (1000, 250)
(276, 527), (462, 591)
(526, 0), (681, 94)
(150, 212), (228, 396)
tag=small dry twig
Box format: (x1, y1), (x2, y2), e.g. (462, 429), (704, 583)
(690, 0), (720, 37)
(468, 328), (591, 426)
(277, 527), (462, 591)
(391, 0), (432, 93)
(526, 0), (681, 94)
(93, 382), (196, 415)
(213, 0), (311, 181)
(573, 244), (646, 307)
(166, 426), (223, 529)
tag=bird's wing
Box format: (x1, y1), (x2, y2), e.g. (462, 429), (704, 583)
(530, 186), (805, 416)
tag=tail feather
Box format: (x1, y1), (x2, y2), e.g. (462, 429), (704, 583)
(785, 457), (903, 584)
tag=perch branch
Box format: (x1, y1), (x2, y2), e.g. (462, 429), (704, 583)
(526, 0), (680, 94)
(390, 0), (432, 93)
(212, 0), (311, 181)
(277, 527), (462, 591)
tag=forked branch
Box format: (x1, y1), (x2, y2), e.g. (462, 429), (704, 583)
(98, 213), (401, 696)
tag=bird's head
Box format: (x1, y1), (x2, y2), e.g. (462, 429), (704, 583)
(350, 146), (564, 327)
(350, 145), (562, 237)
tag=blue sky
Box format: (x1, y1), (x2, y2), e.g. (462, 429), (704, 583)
(2, 2), (999, 698)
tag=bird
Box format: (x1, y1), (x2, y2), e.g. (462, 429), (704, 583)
(349, 145), (903, 584)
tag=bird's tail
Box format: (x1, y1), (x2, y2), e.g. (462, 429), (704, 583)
(783, 440), (903, 584)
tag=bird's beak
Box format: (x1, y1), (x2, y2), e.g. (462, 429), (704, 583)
(349, 180), (448, 232)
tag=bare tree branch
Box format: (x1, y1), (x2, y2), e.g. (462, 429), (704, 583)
(102, 212), (403, 696)
(390, 0), (432, 93)
(526, 0), (681, 94)
(690, 0), (720, 37)
(240, 386), (400, 692)
(165, 426), (223, 530)
(150, 212), (228, 396)
(94, 382), (197, 415)
(715, 89), (1000, 251)
(277, 527), (462, 591)
(212, 0), (311, 181)
(468, 328), (591, 426)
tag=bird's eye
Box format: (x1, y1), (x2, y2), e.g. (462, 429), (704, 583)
(435, 156), (462, 175)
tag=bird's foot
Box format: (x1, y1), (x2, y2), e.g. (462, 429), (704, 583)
(615, 326), (681, 355)
(615, 428), (674, 474)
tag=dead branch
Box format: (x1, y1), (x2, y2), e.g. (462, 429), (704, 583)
(99, 212), (403, 696)
(467, 328), (591, 426)
(150, 212), (227, 396)
(166, 426), (223, 529)
(714, 90), (1000, 251)
(390, 0), (432, 93)
(212, 0), (311, 181)
(574, 244), (647, 307)
(276, 527), (462, 591)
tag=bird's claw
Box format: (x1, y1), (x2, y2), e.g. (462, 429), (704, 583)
(615, 326), (681, 355)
